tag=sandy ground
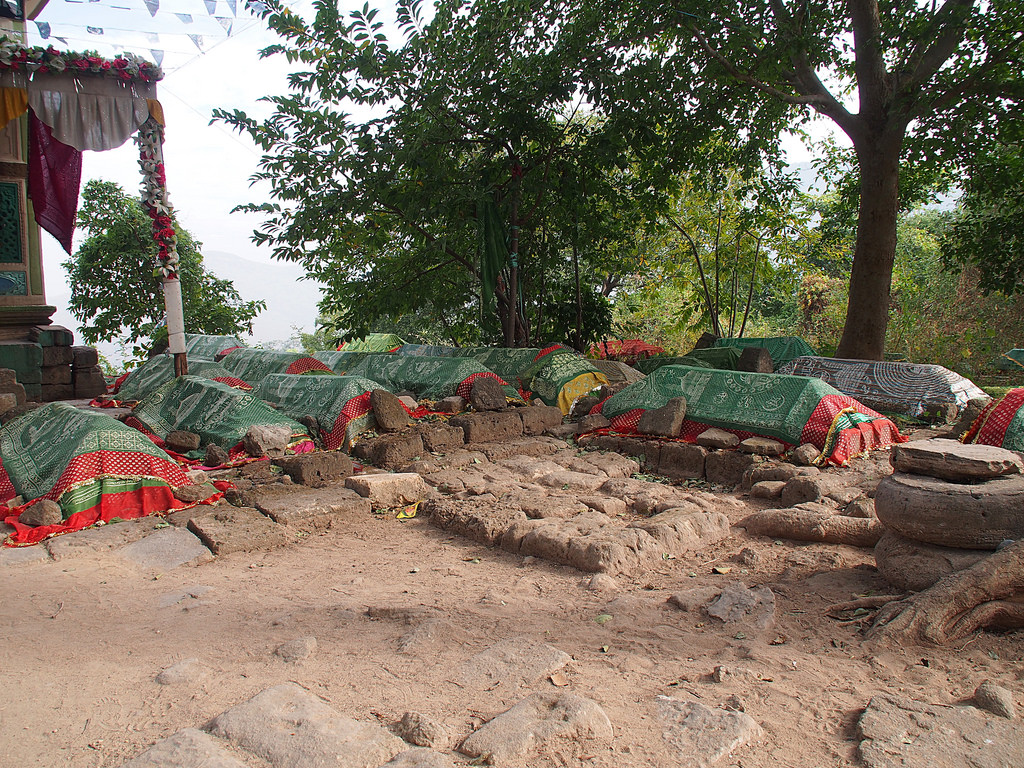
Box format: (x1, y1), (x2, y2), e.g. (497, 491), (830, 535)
(2, 453), (1023, 768)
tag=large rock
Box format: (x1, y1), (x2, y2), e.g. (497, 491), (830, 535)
(273, 451), (354, 487)
(18, 498), (62, 527)
(858, 693), (1024, 768)
(469, 376), (508, 412)
(165, 430), (201, 454)
(891, 438), (1024, 481)
(116, 527), (214, 572)
(705, 582), (776, 629)
(354, 433), (425, 469)
(371, 389), (410, 432)
(459, 692), (612, 762)
(637, 397), (687, 438)
(255, 485), (371, 528)
(737, 436), (785, 456)
(875, 471), (1024, 549)
(659, 697), (763, 768)
(117, 728), (248, 768)
(519, 405), (563, 436)
(346, 473), (431, 510)
(696, 428), (739, 450)
(187, 507), (289, 555)
(458, 636), (571, 689)
(657, 443), (707, 480)
(450, 412), (524, 443)
(243, 424), (293, 458)
(737, 346), (773, 373)
(207, 683), (406, 768)
(705, 451), (757, 486)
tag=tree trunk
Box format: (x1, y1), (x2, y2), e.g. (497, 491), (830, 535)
(868, 539), (1024, 646)
(834, 132), (903, 360)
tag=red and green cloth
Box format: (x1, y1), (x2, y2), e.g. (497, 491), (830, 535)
(219, 348), (334, 385)
(346, 355), (522, 404)
(595, 365), (904, 466)
(254, 374), (383, 450)
(104, 354), (251, 406)
(129, 375), (314, 459)
(963, 388), (1024, 450)
(1, 403), (220, 546)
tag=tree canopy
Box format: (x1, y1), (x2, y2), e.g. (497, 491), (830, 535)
(64, 180), (266, 358)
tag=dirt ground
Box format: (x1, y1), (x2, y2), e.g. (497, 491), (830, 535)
(2, 444), (1023, 768)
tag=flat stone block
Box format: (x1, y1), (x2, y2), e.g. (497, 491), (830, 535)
(116, 527), (214, 572)
(354, 433), (425, 470)
(0, 544), (52, 566)
(71, 345), (100, 368)
(459, 691), (613, 762)
(891, 438), (1024, 481)
(29, 325), (73, 347)
(413, 423), (464, 454)
(696, 428), (740, 450)
(256, 485), (371, 526)
(207, 683), (405, 768)
(118, 728), (248, 768)
(659, 697), (763, 767)
(273, 451), (354, 487)
(187, 507), (289, 555)
(450, 411), (524, 443)
(40, 364), (71, 386)
(705, 450), (757, 486)
(519, 405), (563, 436)
(45, 517), (167, 561)
(73, 367), (108, 398)
(738, 436), (786, 456)
(41, 346), (73, 367)
(657, 442), (707, 480)
(345, 473), (431, 509)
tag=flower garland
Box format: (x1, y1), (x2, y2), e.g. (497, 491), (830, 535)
(136, 119), (178, 279)
(0, 36), (162, 83)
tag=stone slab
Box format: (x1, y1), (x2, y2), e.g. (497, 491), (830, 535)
(659, 697), (763, 768)
(458, 636), (571, 689)
(255, 485), (371, 527)
(0, 544), (51, 566)
(45, 517), (167, 561)
(116, 527), (214, 572)
(118, 728), (248, 768)
(858, 694), (1024, 768)
(891, 438), (1024, 481)
(459, 692), (613, 762)
(345, 473), (431, 509)
(207, 683), (406, 768)
(187, 507), (289, 555)
(379, 749), (457, 768)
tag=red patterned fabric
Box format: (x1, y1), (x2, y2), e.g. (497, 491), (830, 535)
(535, 344), (569, 361)
(327, 391), (374, 451)
(285, 358), (334, 375)
(455, 371), (512, 401)
(211, 376), (253, 391)
(965, 388), (1024, 447)
(2, 450), (221, 546)
(28, 111), (82, 254)
(589, 339), (665, 365)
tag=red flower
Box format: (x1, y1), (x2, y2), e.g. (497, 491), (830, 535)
(101, 61), (111, 70)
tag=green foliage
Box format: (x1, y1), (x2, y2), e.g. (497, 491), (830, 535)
(63, 180), (265, 360)
(214, 0), (666, 349)
(942, 142), (1024, 295)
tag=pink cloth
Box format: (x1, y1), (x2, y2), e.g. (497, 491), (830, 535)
(28, 110), (82, 254)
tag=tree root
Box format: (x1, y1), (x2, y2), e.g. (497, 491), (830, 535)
(741, 508), (884, 547)
(827, 595), (906, 618)
(868, 539), (1024, 645)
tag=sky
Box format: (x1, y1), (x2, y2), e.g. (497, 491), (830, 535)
(29, 1), (326, 359)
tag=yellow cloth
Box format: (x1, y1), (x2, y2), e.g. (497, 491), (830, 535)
(558, 372), (609, 415)
(0, 87), (28, 132)
(146, 99), (165, 126)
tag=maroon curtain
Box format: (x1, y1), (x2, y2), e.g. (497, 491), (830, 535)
(28, 111), (82, 255)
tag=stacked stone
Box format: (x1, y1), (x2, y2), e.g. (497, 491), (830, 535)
(0, 367), (26, 420)
(31, 324), (75, 401)
(71, 346), (107, 399)
(873, 438), (1024, 591)
(0, 338), (43, 401)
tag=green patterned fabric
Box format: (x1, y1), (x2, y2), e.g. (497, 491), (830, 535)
(0, 403), (177, 507)
(521, 348), (608, 411)
(116, 355), (242, 402)
(131, 376), (311, 452)
(339, 333), (405, 352)
(602, 365), (841, 444)
(219, 348), (333, 384)
(313, 350), (375, 374)
(347, 355), (520, 402)
(396, 344), (458, 357)
(711, 336), (816, 368)
(254, 374), (382, 449)
(185, 334), (245, 359)
(459, 347), (542, 387)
